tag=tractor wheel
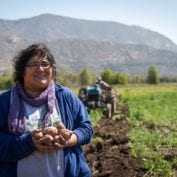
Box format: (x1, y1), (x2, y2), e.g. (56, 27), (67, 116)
(78, 88), (87, 105)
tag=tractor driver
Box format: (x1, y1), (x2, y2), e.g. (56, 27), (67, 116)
(95, 76), (111, 91)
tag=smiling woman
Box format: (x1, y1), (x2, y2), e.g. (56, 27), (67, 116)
(13, 43), (56, 95)
(0, 43), (93, 177)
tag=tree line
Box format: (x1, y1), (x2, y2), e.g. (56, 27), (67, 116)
(0, 65), (176, 90)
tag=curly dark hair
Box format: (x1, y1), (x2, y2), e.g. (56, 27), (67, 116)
(13, 43), (56, 85)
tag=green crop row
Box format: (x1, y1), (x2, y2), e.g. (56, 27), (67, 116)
(119, 84), (177, 177)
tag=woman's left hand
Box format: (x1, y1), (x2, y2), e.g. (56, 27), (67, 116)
(53, 128), (74, 148)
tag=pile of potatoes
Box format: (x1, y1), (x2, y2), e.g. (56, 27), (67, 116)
(42, 123), (72, 146)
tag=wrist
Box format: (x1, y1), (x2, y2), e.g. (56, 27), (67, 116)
(65, 133), (78, 147)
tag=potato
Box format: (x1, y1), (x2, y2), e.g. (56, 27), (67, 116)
(44, 134), (54, 141)
(43, 126), (58, 136)
(56, 122), (65, 131)
(53, 135), (60, 141)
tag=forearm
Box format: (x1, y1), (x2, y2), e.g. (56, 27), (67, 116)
(72, 123), (93, 145)
(0, 132), (35, 162)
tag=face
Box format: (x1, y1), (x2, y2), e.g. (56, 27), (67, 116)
(23, 56), (53, 92)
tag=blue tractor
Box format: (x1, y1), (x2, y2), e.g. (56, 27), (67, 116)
(78, 84), (118, 118)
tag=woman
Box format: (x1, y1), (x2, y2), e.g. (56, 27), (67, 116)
(0, 43), (93, 177)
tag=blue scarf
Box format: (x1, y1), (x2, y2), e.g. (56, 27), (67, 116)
(8, 82), (56, 135)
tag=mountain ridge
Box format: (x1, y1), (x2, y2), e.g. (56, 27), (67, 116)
(0, 13), (177, 76)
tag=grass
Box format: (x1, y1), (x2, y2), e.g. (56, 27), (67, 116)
(89, 109), (103, 125)
(73, 83), (177, 176)
(118, 83), (177, 177)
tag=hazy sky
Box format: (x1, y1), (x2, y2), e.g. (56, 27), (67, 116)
(0, 0), (177, 44)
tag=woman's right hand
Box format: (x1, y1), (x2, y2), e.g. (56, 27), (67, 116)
(31, 129), (56, 153)
(31, 129), (64, 153)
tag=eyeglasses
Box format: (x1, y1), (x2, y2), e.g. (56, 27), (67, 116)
(26, 61), (51, 70)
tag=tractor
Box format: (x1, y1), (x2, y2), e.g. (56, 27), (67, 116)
(78, 84), (118, 118)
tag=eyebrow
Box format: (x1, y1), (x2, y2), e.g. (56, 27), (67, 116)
(28, 60), (49, 63)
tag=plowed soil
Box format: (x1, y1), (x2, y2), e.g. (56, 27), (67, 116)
(84, 102), (148, 177)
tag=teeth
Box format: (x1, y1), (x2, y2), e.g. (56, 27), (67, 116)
(35, 76), (46, 79)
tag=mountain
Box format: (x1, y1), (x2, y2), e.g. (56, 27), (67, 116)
(47, 39), (177, 76)
(0, 13), (177, 76)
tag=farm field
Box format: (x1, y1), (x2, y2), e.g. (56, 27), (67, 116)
(83, 83), (177, 177)
(117, 83), (177, 177)
(1, 83), (177, 176)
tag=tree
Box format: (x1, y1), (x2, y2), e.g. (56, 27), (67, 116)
(0, 75), (14, 90)
(79, 67), (93, 85)
(115, 73), (128, 85)
(147, 65), (159, 84)
(101, 69), (114, 84)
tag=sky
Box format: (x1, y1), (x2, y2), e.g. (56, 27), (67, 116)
(0, 0), (177, 44)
